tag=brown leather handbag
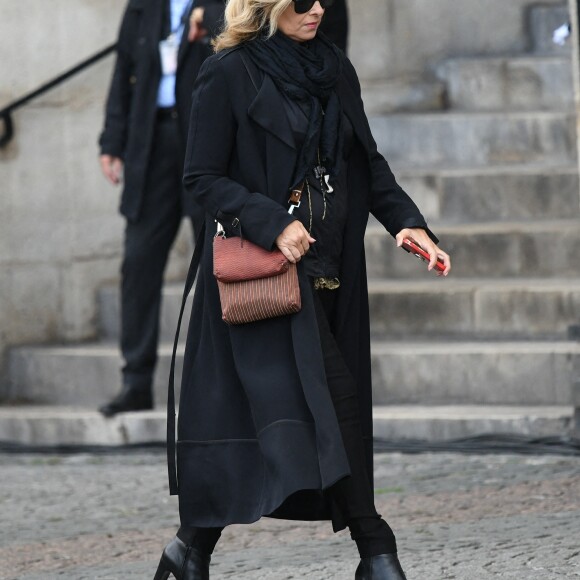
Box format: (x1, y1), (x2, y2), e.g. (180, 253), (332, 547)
(213, 230), (301, 325)
(212, 184), (305, 325)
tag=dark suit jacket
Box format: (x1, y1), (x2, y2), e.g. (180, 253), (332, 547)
(99, 0), (224, 222)
(173, 46), (437, 529)
(320, 0), (348, 52)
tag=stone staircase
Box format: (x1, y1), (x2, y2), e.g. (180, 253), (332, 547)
(1, 2), (578, 446)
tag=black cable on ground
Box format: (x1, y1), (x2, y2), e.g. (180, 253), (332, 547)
(1, 434), (579, 456)
(0, 441), (165, 455)
(373, 434), (580, 456)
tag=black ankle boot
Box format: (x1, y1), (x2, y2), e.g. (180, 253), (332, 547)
(355, 554), (407, 580)
(98, 384), (153, 417)
(154, 536), (210, 580)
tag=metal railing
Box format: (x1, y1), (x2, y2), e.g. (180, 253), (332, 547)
(0, 43), (116, 149)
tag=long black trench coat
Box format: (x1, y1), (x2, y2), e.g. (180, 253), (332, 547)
(173, 45), (436, 530)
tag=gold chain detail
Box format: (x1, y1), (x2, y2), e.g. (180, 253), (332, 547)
(306, 178), (313, 234)
(313, 277), (341, 290)
(317, 149), (327, 221)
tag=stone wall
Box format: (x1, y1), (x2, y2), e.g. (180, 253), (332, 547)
(349, 0), (566, 112)
(349, 0), (564, 81)
(0, 0), (192, 389)
(0, 0), (569, 387)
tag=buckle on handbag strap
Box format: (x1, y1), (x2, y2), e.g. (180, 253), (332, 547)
(288, 200), (301, 215)
(288, 182), (305, 215)
(215, 221), (226, 238)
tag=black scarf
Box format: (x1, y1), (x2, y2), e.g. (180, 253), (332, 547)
(244, 30), (343, 188)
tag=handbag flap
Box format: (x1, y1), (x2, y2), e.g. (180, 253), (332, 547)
(213, 236), (290, 283)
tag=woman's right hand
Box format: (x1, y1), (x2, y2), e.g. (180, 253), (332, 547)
(275, 221), (316, 263)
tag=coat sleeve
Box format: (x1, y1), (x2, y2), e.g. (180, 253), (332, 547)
(98, 0), (141, 159)
(343, 58), (438, 244)
(183, 56), (297, 249)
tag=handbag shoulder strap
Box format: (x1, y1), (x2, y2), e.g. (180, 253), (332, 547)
(167, 222), (206, 495)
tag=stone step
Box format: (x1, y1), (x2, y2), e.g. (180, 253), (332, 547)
(365, 218), (580, 279)
(0, 407), (167, 446)
(99, 276), (580, 343)
(367, 278), (580, 340)
(371, 341), (579, 405)
(435, 56), (573, 111)
(372, 405), (574, 441)
(361, 78), (446, 114)
(6, 343), (183, 407)
(397, 165), (580, 223)
(0, 405), (573, 446)
(369, 111), (576, 168)
(98, 218), (580, 341)
(98, 285), (192, 342)
(99, 215), (580, 339)
(529, 4), (571, 56)
(6, 340), (579, 407)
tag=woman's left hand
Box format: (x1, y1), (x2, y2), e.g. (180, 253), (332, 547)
(395, 228), (451, 277)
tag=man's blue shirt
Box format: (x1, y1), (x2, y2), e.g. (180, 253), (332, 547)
(157, 0), (192, 107)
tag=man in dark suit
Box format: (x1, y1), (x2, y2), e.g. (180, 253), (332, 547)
(320, 0), (348, 52)
(98, 0), (224, 417)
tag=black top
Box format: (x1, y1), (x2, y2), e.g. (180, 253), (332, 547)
(282, 95), (354, 279)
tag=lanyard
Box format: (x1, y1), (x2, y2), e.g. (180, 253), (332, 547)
(167, 0), (194, 40)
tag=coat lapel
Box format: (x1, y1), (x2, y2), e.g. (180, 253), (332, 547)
(248, 74), (296, 151)
(245, 68), (298, 199)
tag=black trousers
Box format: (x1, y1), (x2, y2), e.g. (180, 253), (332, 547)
(121, 114), (190, 392)
(178, 286), (396, 558)
(313, 287), (397, 557)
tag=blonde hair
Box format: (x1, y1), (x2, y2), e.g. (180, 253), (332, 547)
(213, 0), (294, 52)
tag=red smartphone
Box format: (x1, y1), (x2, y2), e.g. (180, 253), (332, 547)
(401, 238), (446, 273)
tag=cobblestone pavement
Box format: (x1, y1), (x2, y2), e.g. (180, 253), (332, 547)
(1, 451), (579, 579)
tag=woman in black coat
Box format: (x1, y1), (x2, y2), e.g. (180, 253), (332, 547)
(155, 1), (451, 579)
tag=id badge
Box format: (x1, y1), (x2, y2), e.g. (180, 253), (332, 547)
(159, 35), (178, 75)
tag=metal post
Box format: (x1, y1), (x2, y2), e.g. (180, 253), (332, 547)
(571, 354), (580, 436)
(571, 0), (580, 177)
(568, 0), (580, 436)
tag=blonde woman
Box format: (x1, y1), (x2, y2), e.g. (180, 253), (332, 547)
(154, 1), (450, 578)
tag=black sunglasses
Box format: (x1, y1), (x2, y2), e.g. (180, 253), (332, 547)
(293, 0), (335, 14)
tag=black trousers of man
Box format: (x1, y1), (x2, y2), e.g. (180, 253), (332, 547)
(121, 111), (191, 396)
(177, 285), (397, 559)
